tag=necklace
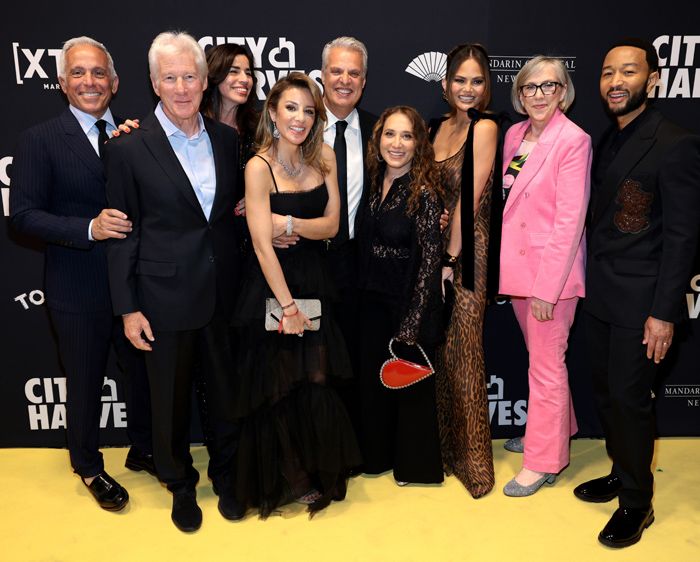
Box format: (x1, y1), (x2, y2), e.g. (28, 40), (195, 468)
(276, 154), (304, 178)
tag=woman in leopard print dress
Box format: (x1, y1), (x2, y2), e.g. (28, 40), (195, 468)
(431, 44), (500, 498)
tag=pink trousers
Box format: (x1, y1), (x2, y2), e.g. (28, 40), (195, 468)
(511, 297), (579, 473)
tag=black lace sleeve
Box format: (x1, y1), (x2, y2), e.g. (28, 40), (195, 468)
(396, 188), (443, 343)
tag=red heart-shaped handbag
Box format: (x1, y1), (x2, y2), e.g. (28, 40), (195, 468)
(380, 338), (434, 389)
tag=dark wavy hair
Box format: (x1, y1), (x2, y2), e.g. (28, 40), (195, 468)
(201, 44), (258, 137)
(367, 106), (442, 215)
(444, 43), (492, 113)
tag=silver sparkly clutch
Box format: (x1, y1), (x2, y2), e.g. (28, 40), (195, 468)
(264, 298), (322, 331)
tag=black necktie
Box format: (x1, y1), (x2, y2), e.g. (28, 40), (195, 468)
(333, 120), (349, 244)
(95, 119), (109, 159)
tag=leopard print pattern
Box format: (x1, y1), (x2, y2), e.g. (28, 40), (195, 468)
(434, 143), (495, 498)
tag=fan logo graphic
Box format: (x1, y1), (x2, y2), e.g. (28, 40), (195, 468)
(198, 36), (322, 100)
(687, 274), (700, 319)
(405, 51), (576, 86)
(25, 376), (127, 430)
(663, 384), (700, 407)
(11, 42), (62, 89)
(651, 35), (700, 99)
(487, 374), (527, 426)
(1, 155), (10, 217)
(405, 52), (447, 82)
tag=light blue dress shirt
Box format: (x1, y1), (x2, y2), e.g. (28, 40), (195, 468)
(154, 102), (216, 220)
(69, 104), (116, 155)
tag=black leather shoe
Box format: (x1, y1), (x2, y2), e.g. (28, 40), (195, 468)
(598, 506), (654, 548)
(172, 491), (202, 532)
(573, 474), (621, 503)
(124, 447), (157, 477)
(82, 472), (129, 511)
(218, 494), (246, 521)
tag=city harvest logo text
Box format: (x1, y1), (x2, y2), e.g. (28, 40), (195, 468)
(487, 374), (527, 427)
(26, 376), (127, 430)
(651, 35), (700, 99)
(198, 36), (321, 99)
(687, 274), (700, 319)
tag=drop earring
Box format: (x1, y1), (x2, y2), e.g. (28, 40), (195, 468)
(272, 121), (280, 139)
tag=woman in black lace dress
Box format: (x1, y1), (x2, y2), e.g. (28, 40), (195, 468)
(356, 106), (444, 485)
(231, 73), (361, 518)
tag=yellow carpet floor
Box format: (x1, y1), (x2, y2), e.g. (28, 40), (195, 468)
(1, 439), (698, 562)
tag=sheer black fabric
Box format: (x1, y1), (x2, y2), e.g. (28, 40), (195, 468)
(230, 178), (361, 518)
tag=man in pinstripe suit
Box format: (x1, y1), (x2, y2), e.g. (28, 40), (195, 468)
(10, 36), (152, 511)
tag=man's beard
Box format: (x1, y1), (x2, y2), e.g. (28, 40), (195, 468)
(603, 85), (648, 118)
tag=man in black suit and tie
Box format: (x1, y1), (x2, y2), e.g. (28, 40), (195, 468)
(106, 31), (241, 532)
(575, 38), (700, 548)
(11, 36), (153, 512)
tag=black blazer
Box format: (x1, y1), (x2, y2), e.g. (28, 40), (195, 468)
(11, 109), (114, 313)
(105, 112), (240, 331)
(354, 107), (378, 236)
(585, 107), (700, 328)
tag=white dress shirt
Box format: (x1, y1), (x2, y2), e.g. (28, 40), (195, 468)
(323, 106), (364, 240)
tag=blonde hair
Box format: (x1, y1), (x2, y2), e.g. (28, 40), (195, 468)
(511, 56), (575, 115)
(256, 72), (329, 175)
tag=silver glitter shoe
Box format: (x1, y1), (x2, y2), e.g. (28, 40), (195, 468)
(504, 437), (524, 453)
(503, 473), (556, 497)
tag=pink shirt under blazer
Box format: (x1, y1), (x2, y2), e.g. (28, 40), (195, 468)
(499, 109), (592, 304)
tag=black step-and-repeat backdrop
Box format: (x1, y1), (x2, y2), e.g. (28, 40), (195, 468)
(1, 1), (698, 447)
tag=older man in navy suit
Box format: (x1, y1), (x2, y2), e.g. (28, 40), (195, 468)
(11, 36), (152, 512)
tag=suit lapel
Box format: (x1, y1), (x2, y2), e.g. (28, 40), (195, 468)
(59, 109), (104, 180)
(503, 110), (567, 216)
(206, 118), (227, 223)
(593, 109), (661, 221)
(139, 112), (206, 220)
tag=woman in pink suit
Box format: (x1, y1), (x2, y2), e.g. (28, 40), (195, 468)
(499, 56), (591, 496)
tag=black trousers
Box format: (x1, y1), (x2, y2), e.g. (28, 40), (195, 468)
(49, 308), (152, 478)
(585, 311), (657, 508)
(324, 239), (363, 453)
(357, 291), (443, 483)
(145, 310), (239, 494)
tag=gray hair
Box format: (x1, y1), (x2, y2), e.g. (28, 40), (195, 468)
(321, 36), (368, 76)
(58, 36), (116, 80)
(511, 56), (576, 115)
(148, 31), (207, 81)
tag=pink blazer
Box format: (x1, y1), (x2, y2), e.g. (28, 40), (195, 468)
(499, 109), (592, 303)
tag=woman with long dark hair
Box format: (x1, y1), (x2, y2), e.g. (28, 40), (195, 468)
(201, 44), (259, 247)
(356, 106), (444, 485)
(430, 43), (500, 498)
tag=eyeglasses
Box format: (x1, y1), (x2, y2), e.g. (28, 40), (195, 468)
(520, 81), (562, 97)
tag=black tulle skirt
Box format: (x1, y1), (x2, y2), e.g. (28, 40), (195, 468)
(231, 242), (361, 517)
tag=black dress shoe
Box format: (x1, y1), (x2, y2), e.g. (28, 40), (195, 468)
(82, 472), (129, 511)
(573, 474), (621, 503)
(218, 494), (246, 521)
(172, 491), (202, 532)
(598, 506), (654, 548)
(125, 447), (157, 477)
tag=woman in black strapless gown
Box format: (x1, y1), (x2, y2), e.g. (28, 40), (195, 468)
(231, 73), (361, 518)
